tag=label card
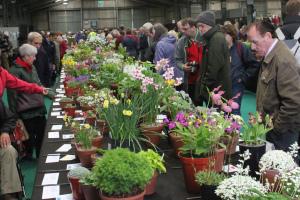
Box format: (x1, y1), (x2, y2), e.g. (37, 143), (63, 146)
(56, 144), (72, 152)
(48, 132), (59, 139)
(42, 185), (60, 199)
(42, 173), (59, 185)
(51, 125), (63, 131)
(45, 155), (60, 163)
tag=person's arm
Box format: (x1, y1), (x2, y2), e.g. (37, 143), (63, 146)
(206, 35), (228, 89)
(274, 59), (300, 133)
(175, 38), (186, 70)
(0, 101), (16, 148)
(241, 44), (261, 83)
(2, 67), (46, 94)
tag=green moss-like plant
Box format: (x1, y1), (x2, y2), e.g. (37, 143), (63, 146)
(241, 192), (290, 200)
(67, 166), (90, 179)
(195, 170), (226, 186)
(138, 149), (166, 173)
(92, 148), (154, 197)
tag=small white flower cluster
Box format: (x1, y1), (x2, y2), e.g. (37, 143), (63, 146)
(234, 149), (251, 176)
(259, 150), (297, 174)
(215, 175), (267, 200)
(287, 142), (300, 158)
(77, 96), (95, 106)
(281, 167), (300, 198)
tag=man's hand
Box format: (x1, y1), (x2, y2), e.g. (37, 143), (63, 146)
(42, 88), (49, 95)
(183, 63), (191, 72)
(0, 133), (11, 148)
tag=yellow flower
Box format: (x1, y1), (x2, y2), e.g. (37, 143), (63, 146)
(103, 100), (109, 108)
(71, 122), (76, 127)
(165, 79), (175, 86)
(126, 99), (131, 105)
(84, 124), (91, 129)
(123, 110), (133, 116)
(121, 93), (125, 98)
(111, 98), (119, 105)
(188, 121), (192, 126)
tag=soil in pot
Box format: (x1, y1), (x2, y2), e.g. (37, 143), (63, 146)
(145, 171), (158, 196)
(80, 183), (100, 200)
(140, 123), (164, 147)
(100, 190), (145, 200)
(239, 142), (266, 179)
(68, 176), (85, 200)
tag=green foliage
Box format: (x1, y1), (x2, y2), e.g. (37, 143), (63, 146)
(75, 125), (99, 149)
(68, 166), (90, 179)
(92, 148), (153, 196)
(241, 112), (272, 145)
(195, 170), (226, 186)
(241, 192), (290, 200)
(60, 97), (73, 102)
(103, 95), (146, 151)
(138, 149), (166, 173)
(79, 172), (96, 186)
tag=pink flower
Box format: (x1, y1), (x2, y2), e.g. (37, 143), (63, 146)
(228, 99), (239, 110)
(222, 103), (232, 113)
(212, 92), (224, 105)
(213, 85), (222, 92)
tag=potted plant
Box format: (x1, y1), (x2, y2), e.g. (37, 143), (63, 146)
(84, 110), (97, 126)
(138, 149), (166, 195)
(92, 148), (154, 200)
(103, 95), (146, 151)
(215, 175), (267, 200)
(59, 97), (74, 108)
(63, 103), (76, 117)
(166, 110), (226, 193)
(67, 166), (90, 200)
(280, 167), (300, 199)
(240, 112), (273, 178)
(259, 149), (297, 191)
(195, 170), (226, 200)
(77, 96), (95, 111)
(240, 192), (290, 200)
(74, 124), (100, 167)
(79, 172), (99, 200)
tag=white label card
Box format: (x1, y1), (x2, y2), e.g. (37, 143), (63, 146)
(66, 163), (81, 170)
(48, 132), (59, 139)
(45, 155), (60, 163)
(62, 134), (74, 139)
(53, 108), (62, 111)
(51, 125), (63, 131)
(56, 193), (72, 200)
(60, 155), (76, 161)
(42, 173), (59, 185)
(42, 185), (60, 199)
(53, 102), (60, 106)
(56, 144), (72, 152)
(51, 112), (61, 117)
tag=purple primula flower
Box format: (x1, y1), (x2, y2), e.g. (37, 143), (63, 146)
(75, 75), (90, 83)
(176, 112), (186, 122)
(163, 118), (170, 124)
(181, 121), (189, 127)
(168, 121), (176, 129)
(231, 121), (241, 130)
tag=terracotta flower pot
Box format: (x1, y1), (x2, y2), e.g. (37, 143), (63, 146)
(85, 117), (96, 126)
(81, 104), (94, 112)
(68, 176), (85, 200)
(64, 107), (76, 117)
(220, 134), (239, 155)
(261, 169), (281, 192)
(169, 132), (184, 157)
(214, 148), (225, 172)
(140, 123), (164, 147)
(100, 190), (145, 200)
(96, 120), (109, 135)
(92, 136), (103, 148)
(60, 100), (74, 108)
(145, 171), (158, 196)
(76, 145), (97, 168)
(179, 154), (211, 194)
(80, 183), (100, 200)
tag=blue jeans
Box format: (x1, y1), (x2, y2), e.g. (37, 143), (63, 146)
(231, 80), (245, 115)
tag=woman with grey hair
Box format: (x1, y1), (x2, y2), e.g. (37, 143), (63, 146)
(7, 43), (51, 159)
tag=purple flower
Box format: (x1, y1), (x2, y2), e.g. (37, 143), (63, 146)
(175, 112), (185, 122)
(75, 75), (90, 83)
(163, 118), (170, 124)
(168, 122), (176, 129)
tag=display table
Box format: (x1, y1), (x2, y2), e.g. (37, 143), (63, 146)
(32, 77), (237, 200)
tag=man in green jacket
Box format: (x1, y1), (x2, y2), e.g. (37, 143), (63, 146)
(195, 11), (232, 104)
(247, 20), (300, 151)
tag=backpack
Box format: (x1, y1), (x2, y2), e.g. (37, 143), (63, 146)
(276, 27), (300, 64)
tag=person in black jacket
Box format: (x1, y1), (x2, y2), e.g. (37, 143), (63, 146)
(0, 100), (22, 200)
(281, 0), (300, 39)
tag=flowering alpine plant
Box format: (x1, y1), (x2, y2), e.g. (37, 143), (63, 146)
(210, 86), (240, 113)
(281, 167), (300, 199)
(162, 67), (182, 87)
(155, 58), (169, 71)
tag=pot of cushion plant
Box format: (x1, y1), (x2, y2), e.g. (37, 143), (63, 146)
(67, 166), (90, 200)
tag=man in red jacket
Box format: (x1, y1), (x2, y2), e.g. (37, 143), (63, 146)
(0, 66), (48, 97)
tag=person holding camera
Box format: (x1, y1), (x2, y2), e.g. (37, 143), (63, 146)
(175, 18), (203, 105)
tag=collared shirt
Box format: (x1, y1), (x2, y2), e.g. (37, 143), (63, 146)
(265, 39), (278, 58)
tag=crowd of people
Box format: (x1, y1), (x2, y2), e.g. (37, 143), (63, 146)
(0, 0), (300, 199)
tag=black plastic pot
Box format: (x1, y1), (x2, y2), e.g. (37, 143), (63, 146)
(200, 185), (221, 200)
(239, 142), (266, 179)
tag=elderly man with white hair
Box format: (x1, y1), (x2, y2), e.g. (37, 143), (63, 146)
(27, 32), (51, 87)
(7, 44), (50, 160)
